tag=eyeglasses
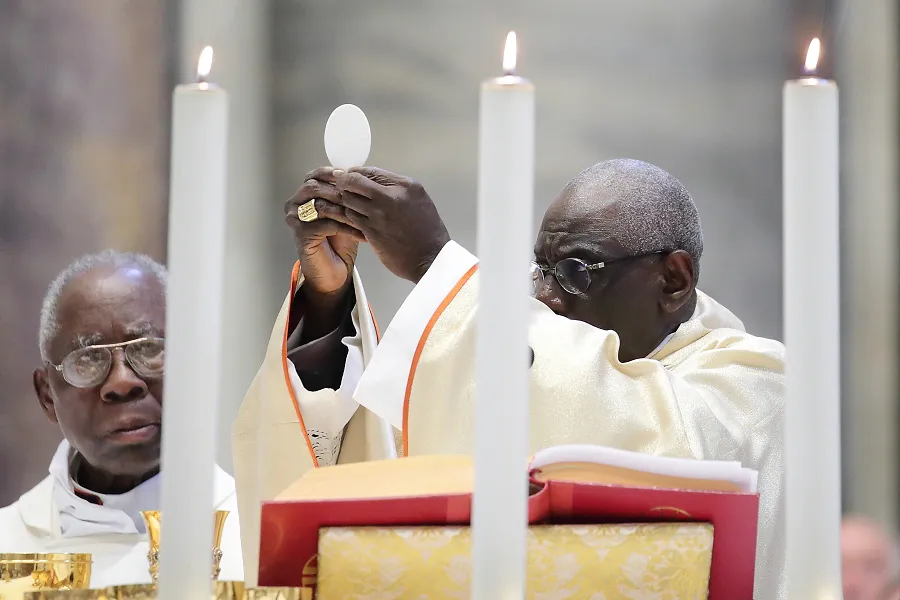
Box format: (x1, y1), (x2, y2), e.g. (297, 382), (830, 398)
(47, 337), (165, 388)
(531, 251), (668, 295)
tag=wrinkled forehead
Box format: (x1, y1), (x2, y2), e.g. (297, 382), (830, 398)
(52, 266), (166, 352)
(535, 191), (627, 260)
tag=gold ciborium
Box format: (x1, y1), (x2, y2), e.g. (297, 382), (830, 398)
(139, 510), (230, 586)
(0, 553), (92, 598)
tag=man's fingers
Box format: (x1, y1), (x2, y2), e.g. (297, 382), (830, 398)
(285, 214), (367, 243)
(347, 166), (407, 185)
(312, 199), (368, 228)
(334, 171), (393, 203)
(330, 189), (378, 218)
(303, 166), (338, 183)
(286, 179), (341, 212)
(283, 195), (368, 228)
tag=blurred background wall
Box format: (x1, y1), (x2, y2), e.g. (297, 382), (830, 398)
(0, 0), (170, 501)
(0, 0), (896, 530)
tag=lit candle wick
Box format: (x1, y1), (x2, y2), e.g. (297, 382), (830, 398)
(196, 45), (214, 84)
(804, 38), (820, 74)
(503, 31), (517, 76)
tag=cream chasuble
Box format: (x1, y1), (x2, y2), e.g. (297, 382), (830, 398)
(236, 242), (785, 599)
(231, 264), (398, 586)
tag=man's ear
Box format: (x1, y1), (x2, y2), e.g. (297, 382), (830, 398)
(660, 250), (695, 314)
(33, 368), (59, 424)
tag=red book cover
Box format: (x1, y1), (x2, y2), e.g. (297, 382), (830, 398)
(259, 492), (474, 587)
(258, 477), (758, 599)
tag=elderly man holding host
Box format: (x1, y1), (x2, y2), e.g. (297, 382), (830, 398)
(233, 159), (785, 598)
(0, 251), (243, 588)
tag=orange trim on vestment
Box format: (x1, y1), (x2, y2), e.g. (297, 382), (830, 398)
(368, 305), (381, 342)
(282, 261), (319, 468)
(402, 265), (479, 456)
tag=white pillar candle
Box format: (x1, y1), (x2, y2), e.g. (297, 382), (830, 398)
(471, 31), (535, 600)
(158, 46), (229, 600)
(783, 38), (842, 600)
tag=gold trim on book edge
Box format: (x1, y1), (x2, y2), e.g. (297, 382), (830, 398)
(648, 506), (693, 518)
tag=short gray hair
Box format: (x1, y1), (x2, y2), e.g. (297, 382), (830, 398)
(39, 250), (167, 362)
(566, 159), (704, 279)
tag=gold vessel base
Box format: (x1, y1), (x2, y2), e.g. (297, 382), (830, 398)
(20, 583), (304, 599)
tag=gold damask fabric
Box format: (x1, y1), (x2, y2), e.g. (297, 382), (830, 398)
(316, 523), (713, 599)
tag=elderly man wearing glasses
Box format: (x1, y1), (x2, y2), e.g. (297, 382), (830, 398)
(0, 251), (243, 587)
(234, 159), (785, 598)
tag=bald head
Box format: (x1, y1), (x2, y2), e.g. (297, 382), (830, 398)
(533, 159), (702, 362)
(559, 159), (703, 278)
(39, 250), (167, 361)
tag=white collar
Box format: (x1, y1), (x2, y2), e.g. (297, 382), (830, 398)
(647, 332), (676, 359)
(48, 440), (161, 537)
(28, 440), (237, 539)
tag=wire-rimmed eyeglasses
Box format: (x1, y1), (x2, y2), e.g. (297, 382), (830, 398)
(531, 251), (669, 295)
(46, 337), (165, 388)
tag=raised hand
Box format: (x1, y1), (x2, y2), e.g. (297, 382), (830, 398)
(331, 167), (451, 283)
(284, 167), (365, 298)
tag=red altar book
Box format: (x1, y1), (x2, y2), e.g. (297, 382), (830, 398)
(258, 445), (760, 599)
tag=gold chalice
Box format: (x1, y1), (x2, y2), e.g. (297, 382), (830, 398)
(0, 553), (92, 598)
(139, 511), (161, 587)
(139, 510), (231, 586)
(210, 510), (229, 580)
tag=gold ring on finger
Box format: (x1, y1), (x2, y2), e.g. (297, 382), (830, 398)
(297, 200), (319, 222)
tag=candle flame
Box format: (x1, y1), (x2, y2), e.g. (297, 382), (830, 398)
(196, 46), (214, 82)
(804, 38), (820, 74)
(502, 31), (517, 74)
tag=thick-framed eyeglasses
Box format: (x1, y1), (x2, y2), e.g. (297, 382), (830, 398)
(531, 251), (668, 295)
(47, 337), (165, 389)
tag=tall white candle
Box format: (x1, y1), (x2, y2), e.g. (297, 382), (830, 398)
(471, 31), (535, 600)
(158, 46), (229, 600)
(783, 38), (842, 600)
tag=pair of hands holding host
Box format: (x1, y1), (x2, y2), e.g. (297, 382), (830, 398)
(284, 166), (451, 325)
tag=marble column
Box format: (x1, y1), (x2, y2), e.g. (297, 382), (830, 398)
(179, 0), (276, 473)
(836, 0), (899, 529)
(0, 0), (169, 505)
